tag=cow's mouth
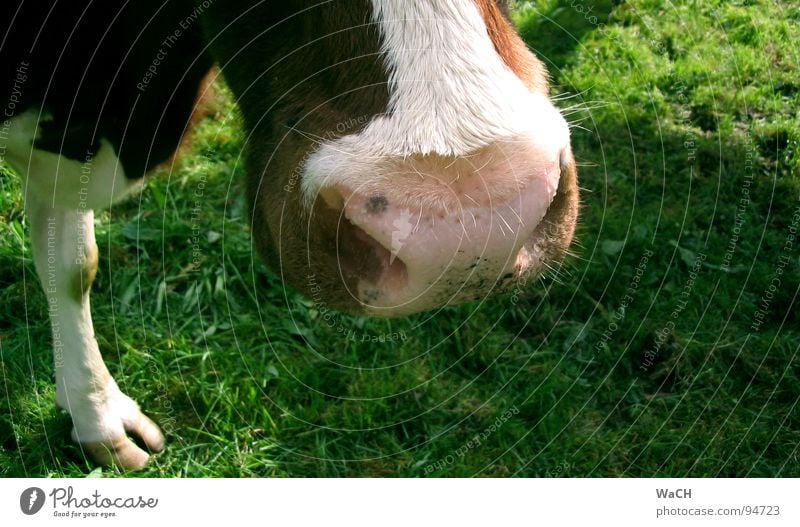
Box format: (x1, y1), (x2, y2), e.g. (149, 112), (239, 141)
(314, 187), (564, 313)
(334, 213), (409, 294)
(304, 140), (577, 315)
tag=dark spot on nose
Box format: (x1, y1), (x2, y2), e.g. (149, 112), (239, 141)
(365, 194), (388, 214)
(286, 116), (300, 128)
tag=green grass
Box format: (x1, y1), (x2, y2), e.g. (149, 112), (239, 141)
(1, 0), (798, 477)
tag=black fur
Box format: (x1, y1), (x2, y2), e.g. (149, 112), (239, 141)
(0, 1), (212, 177)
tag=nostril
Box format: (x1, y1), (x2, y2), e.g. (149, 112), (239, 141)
(315, 189), (409, 295)
(337, 215), (408, 292)
(365, 194), (388, 215)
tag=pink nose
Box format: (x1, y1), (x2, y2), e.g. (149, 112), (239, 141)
(318, 142), (563, 315)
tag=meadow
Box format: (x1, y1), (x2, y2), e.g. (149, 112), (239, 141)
(1, 0), (798, 476)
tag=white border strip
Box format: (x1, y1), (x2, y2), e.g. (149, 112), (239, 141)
(2, 478), (797, 526)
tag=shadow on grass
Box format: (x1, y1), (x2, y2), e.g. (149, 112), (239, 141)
(516, 0), (619, 75)
(0, 363), (82, 477)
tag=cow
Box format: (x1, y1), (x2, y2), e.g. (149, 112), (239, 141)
(1, 0), (578, 470)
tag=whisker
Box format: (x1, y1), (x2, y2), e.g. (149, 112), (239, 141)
(550, 88), (593, 101)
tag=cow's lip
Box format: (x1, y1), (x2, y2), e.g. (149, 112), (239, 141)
(512, 174), (562, 272)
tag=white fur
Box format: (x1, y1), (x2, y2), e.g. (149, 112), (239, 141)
(8, 109), (144, 444)
(369, 0), (539, 154)
(301, 0), (570, 205)
(5, 109), (141, 210)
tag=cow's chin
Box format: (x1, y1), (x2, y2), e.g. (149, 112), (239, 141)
(257, 152), (578, 318)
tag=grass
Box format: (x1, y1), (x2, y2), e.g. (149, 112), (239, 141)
(1, 0), (798, 477)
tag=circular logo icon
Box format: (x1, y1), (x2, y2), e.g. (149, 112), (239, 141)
(20, 487), (45, 515)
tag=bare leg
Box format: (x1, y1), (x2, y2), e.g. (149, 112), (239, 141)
(11, 110), (164, 470)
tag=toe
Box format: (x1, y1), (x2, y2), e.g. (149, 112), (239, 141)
(80, 436), (150, 471)
(126, 412), (166, 453)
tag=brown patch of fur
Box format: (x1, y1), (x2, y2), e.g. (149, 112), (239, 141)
(202, 1), (391, 312)
(475, 0), (549, 94)
(528, 149), (579, 266)
(190, 67), (223, 124)
(161, 66), (222, 169)
(72, 242), (99, 303)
